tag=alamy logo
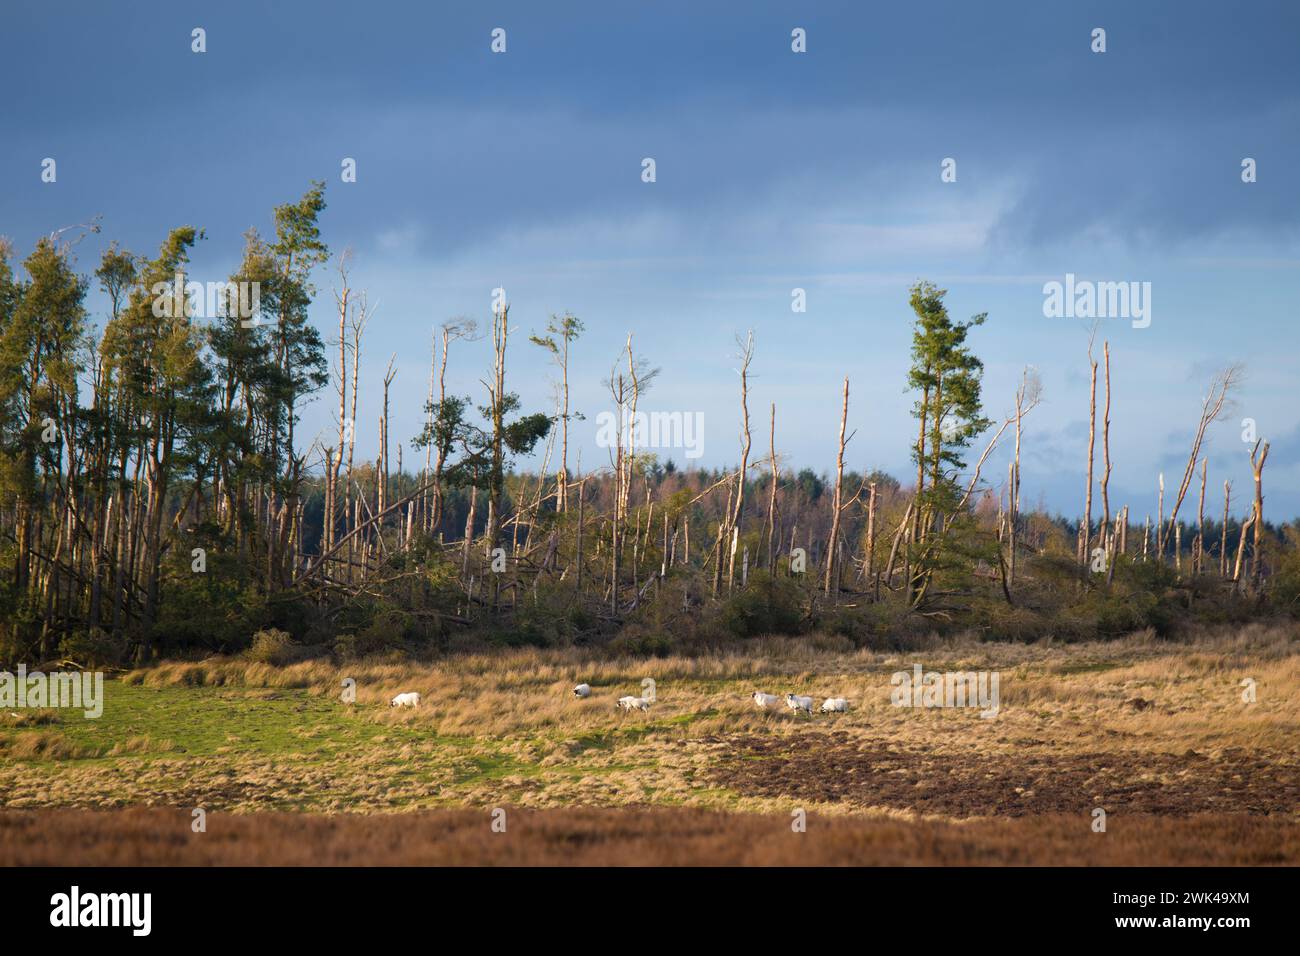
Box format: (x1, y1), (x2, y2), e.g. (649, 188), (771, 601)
(0, 664), (103, 718)
(595, 404), (704, 459)
(1042, 273), (1151, 329)
(890, 664), (1000, 718)
(50, 886), (151, 936)
(151, 275), (262, 324)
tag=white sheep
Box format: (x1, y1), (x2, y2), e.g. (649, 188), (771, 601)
(820, 697), (849, 713)
(573, 683), (592, 698)
(389, 692), (421, 708)
(784, 693), (814, 716)
(751, 692), (781, 710)
(616, 695), (651, 712)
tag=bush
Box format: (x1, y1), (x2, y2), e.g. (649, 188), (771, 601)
(245, 628), (295, 665)
(60, 628), (127, 668)
(334, 608), (412, 659)
(153, 549), (271, 654)
(715, 572), (806, 639)
(1269, 532), (1300, 615)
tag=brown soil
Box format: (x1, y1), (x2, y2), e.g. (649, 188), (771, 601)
(707, 732), (1300, 816)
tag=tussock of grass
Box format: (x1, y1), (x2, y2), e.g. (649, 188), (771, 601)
(0, 732), (100, 760)
(106, 736), (173, 757)
(0, 710), (61, 728)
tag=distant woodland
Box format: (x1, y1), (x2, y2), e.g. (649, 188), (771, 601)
(2, 183), (1296, 666)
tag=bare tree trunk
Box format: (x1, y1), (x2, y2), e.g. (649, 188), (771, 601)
(463, 485), (478, 583)
(1220, 480), (1231, 577)
(824, 377), (849, 598)
(345, 294), (369, 583)
(1008, 368), (1040, 586)
(1082, 339), (1097, 565)
(1165, 364), (1243, 552)
(329, 251), (352, 555)
(1100, 340), (1112, 551)
(766, 403), (778, 575)
(485, 306), (509, 562)
(575, 475), (585, 593)
(727, 332), (754, 591)
(428, 321), (470, 537)
(1194, 457), (1207, 574)
(558, 330), (571, 513)
(422, 328), (436, 531)
(1250, 440), (1270, 586)
(865, 481), (878, 598)
(1156, 474), (1165, 561)
(883, 501), (914, 590)
(379, 356), (396, 519)
(1232, 510), (1255, 586)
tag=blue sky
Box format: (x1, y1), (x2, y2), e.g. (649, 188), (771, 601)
(2, 0), (1298, 519)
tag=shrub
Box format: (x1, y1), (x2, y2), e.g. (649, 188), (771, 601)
(715, 572), (806, 639)
(60, 628), (127, 667)
(245, 628), (296, 665)
(335, 608), (412, 659)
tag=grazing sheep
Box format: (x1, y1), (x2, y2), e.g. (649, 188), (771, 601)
(820, 697), (849, 713)
(573, 683), (592, 698)
(751, 692), (781, 710)
(389, 692), (421, 708)
(784, 693), (814, 716)
(616, 695), (651, 712)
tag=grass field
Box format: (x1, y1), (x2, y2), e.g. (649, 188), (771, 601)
(1, 624), (1296, 864)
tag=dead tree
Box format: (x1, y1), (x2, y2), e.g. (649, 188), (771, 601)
(1007, 367), (1041, 587)
(379, 355), (396, 517)
(604, 337), (658, 611)
(1250, 439), (1270, 585)
(1163, 364), (1243, 559)
(726, 331), (755, 591)
(1232, 509), (1255, 586)
(482, 304), (510, 559)
(864, 481), (878, 597)
(344, 292), (371, 581)
(1081, 332), (1098, 565)
(824, 377), (849, 598)
(766, 402), (779, 574)
(425, 319), (475, 537)
(1220, 480), (1231, 576)
(1156, 473), (1165, 559)
(1194, 458), (1207, 574)
(1100, 340), (1112, 553)
(326, 249), (353, 556)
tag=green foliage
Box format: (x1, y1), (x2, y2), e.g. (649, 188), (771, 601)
(1269, 528), (1300, 614)
(715, 571), (806, 639)
(60, 628), (127, 668)
(492, 583), (595, 648)
(335, 607), (413, 660)
(906, 280), (990, 482)
(150, 547), (271, 655)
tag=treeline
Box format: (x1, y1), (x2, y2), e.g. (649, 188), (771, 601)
(1, 185), (1296, 665)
